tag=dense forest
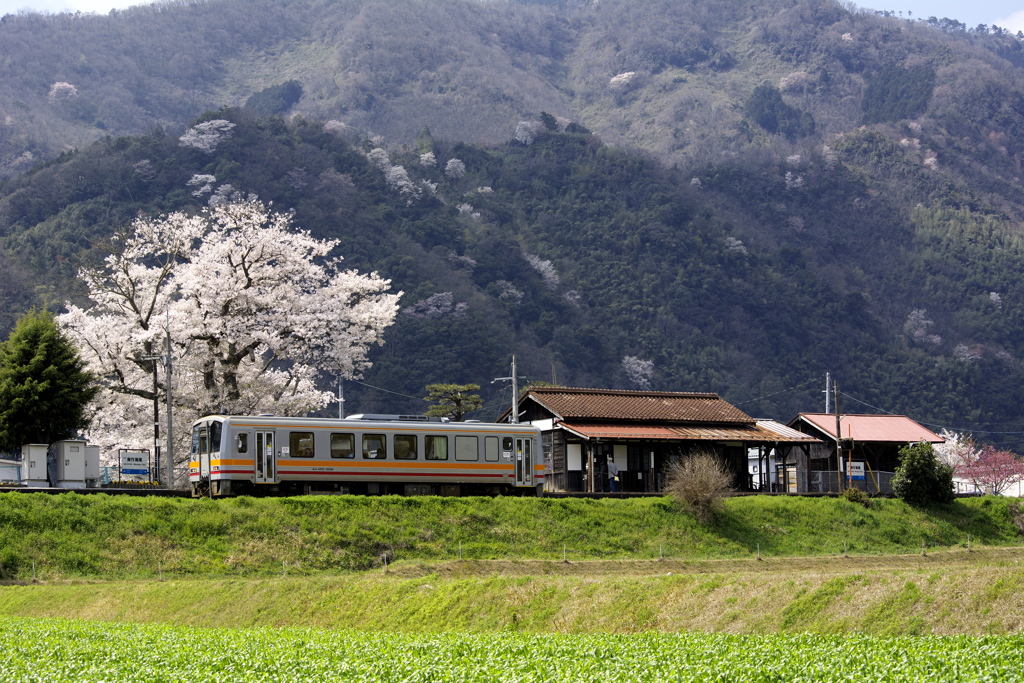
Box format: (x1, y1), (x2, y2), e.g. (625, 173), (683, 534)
(2, 0), (1024, 448)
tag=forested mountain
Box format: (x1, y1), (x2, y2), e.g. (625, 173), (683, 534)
(3, 0), (1024, 447)
(4, 0), (1024, 177)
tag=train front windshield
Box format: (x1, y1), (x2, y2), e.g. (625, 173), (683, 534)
(191, 420), (223, 456)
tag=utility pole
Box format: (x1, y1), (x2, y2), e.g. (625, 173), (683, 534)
(164, 308), (174, 490)
(833, 379), (842, 493)
(141, 341), (162, 485)
(492, 355), (527, 423)
(511, 355), (518, 424)
(152, 351), (161, 485)
(337, 376), (345, 419)
(824, 371), (831, 414)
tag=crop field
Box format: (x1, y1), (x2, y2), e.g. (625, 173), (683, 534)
(2, 616), (1023, 682)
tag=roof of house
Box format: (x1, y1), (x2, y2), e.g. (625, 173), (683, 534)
(557, 420), (820, 444)
(516, 386), (756, 425)
(789, 413), (944, 444)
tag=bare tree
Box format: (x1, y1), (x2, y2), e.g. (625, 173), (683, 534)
(665, 450), (733, 523)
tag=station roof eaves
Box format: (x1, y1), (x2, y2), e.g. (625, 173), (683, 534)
(556, 420), (820, 444)
(518, 386), (756, 425)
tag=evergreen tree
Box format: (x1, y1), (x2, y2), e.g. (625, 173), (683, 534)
(0, 310), (97, 451)
(743, 83), (815, 139)
(891, 441), (955, 505)
(424, 383), (483, 422)
(244, 80), (304, 117)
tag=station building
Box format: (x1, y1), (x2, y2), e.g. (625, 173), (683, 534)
(503, 386), (819, 493)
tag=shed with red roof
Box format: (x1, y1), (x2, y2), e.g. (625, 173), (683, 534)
(787, 413), (944, 493)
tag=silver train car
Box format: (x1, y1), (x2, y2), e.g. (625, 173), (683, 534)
(189, 413), (544, 497)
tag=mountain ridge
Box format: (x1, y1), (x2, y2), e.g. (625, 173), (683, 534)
(3, 0), (1024, 448)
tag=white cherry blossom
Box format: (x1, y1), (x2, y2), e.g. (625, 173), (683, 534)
(59, 200), (400, 462)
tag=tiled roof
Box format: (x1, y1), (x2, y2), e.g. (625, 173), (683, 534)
(524, 386), (755, 424)
(559, 421), (820, 443)
(790, 413), (944, 444)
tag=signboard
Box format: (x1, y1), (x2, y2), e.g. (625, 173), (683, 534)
(120, 450), (150, 477)
(847, 461), (865, 481)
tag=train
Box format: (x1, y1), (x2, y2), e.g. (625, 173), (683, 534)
(188, 413), (545, 498)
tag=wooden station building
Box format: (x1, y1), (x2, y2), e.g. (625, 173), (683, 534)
(502, 386), (820, 493)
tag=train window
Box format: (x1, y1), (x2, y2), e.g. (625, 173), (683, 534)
(191, 426), (200, 455)
(236, 433), (249, 454)
(331, 433), (355, 459)
(425, 435), (448, 460)
(394, 434), (417, 460)
(362, 434), (387, 459)
(485, 436), (499, 462)
(502, 437), (513, 452)
(456, 435), (479, 461)
(210, 422), (222, 454)
(290, 432), (315, 458)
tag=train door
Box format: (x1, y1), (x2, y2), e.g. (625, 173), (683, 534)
(515, 437), (533, 487)
(255, 431), (275, 484)
(197, 424), (211, 478)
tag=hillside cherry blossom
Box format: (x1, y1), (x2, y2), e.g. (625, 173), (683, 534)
(179, 119), (236, 154)
(445, 158), (466, 179)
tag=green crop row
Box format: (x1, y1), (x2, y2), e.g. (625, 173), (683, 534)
(2, 616), (1024, 682)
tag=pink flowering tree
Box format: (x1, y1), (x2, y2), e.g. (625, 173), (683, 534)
(955, 444), (1024, 495)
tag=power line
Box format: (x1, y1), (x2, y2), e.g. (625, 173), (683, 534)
(732, 377), (819, 407)
(839, 391), (1024, 436)
(346, 379), (428, 403)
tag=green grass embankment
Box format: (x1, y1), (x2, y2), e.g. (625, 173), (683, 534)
(2, 548), (1024, 634)
(0, 492), (1020, 580)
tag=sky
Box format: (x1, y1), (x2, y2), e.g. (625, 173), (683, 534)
(0, 0), (1022, 33)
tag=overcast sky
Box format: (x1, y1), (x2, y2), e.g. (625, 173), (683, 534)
(0, 0), (1022, 33)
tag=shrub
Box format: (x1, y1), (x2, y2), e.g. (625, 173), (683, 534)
(665, 451), (733, 523)
(892, 441), (955, 505)
(841, 486), (871, 508)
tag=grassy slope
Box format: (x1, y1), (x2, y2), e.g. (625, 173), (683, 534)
(0, 493), (1020, 580)
(1, 493), (1022, 634)
(1, 549), (1023, 635)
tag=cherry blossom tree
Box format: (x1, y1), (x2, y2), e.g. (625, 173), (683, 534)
(955, 444), (1024, 495)
(933, 429), (978, 469)
(48, 82), (79, 99)
(179, 120), (235, 154)
(524, 253), (559, 289)
(622, 356), (654, 389)
(445, 158), (465, 179)
(58, 200), (400, 461)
